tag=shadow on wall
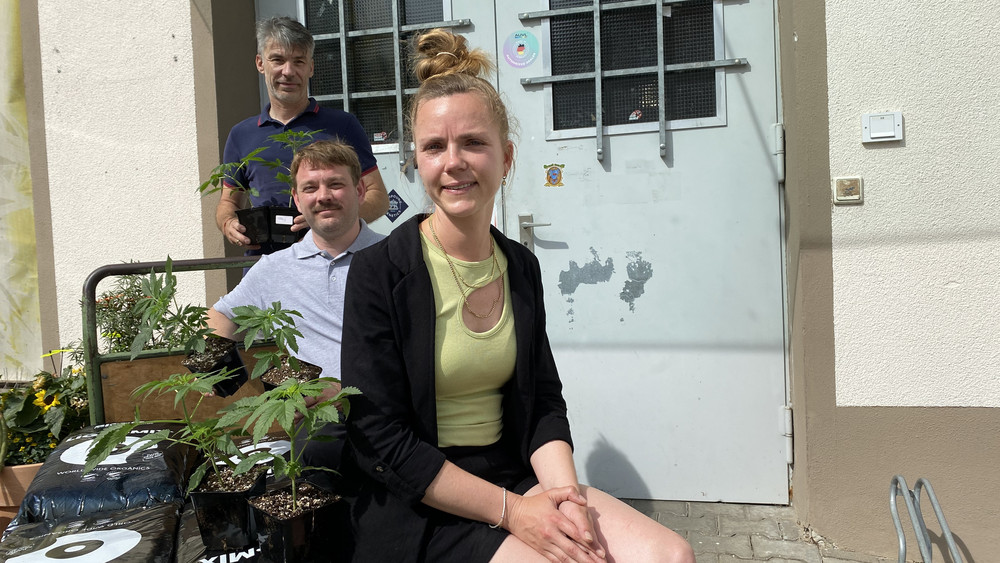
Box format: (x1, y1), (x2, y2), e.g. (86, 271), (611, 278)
(930, 530), (975, 563)
(584, 434), (652, 500)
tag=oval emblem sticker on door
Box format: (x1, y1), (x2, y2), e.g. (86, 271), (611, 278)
(543, 163), (565, 187)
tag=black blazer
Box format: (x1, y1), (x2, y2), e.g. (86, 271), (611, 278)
(341, 214), (572, 561)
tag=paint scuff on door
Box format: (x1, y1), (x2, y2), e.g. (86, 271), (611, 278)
(558, 248), (614, 295)
(620, 251), (653, 312)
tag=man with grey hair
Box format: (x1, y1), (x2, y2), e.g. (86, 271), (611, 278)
(216, 16), (388, 256)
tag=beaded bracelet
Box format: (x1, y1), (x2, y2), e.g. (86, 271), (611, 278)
(489, 487), (507, 529)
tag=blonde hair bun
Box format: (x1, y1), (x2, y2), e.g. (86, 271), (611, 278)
(412, 28), (494, 83)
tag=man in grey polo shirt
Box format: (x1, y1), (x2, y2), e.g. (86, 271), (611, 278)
(207, 140), (383, 468)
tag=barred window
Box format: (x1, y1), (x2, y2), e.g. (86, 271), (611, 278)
(305, 0), (461, 161)
(518, 0), (742, 152)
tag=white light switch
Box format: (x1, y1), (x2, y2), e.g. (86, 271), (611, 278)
(862, 112), (903, 143)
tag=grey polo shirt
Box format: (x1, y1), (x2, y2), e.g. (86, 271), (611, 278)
(214, 221), (384, 380)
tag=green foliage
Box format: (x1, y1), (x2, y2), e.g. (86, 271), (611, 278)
(0, 348), (90, 469)
(197, 146), (268, 200)
(224, 302), (359, 510)
(197, 129), (321, 207)
(231, 303), (303, 379)
(220, 376), (360, 510)
(128, 258), (215, 360)
(94, 273), (146, 354)
(85, 285), (362, 509)
(83, 369), (248, 492)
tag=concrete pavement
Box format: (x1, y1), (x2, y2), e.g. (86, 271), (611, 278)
(627, 500), (904, 563)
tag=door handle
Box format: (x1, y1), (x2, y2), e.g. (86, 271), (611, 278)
(518, 213), (551, 253)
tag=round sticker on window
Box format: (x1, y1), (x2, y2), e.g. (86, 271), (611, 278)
(503, 30), (539, 68)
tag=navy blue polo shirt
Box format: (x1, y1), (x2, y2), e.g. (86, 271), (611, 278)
(222, 98), (378, 207)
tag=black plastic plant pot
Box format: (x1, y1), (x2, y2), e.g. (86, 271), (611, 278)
(181, 335), (249, 398)
(236, 207), (271, 245)
(249, 483), (345, 563)
(269, 206), (301, 245)
(189, 469), (267, 551)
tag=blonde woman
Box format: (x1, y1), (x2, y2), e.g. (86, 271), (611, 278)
(341, 29), (694, 563)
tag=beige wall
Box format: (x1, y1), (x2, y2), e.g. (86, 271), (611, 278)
(21, 0), (261, 350)
(781, 0), (1000, 559)
(827, 1), (1000, 408)
(28, 1), (210, 346)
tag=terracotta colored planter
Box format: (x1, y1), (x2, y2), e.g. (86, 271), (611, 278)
(0, 463), (42, 529)
(100, 349), (272, 423)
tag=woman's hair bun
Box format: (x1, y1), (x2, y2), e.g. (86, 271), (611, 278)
(412, 28), (494, 83)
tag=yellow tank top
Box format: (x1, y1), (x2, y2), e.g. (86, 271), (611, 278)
(420, 232), (516, 447)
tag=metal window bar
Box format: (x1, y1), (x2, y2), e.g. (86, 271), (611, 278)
(82, 257), (259, 425)
(391, 0), (405, 167)
(338, 0), (350, 112)
(592, 0), (604, 160)
(656, 0), (666, 156)
(889, 475), (963, 563)
(520, 0), (747, 160)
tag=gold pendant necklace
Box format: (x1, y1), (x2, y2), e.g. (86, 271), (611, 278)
(428, 215), (503, 320)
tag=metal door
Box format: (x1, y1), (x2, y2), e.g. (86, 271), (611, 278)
(290, 0), (788, 503)
(464, 0), (788, 503)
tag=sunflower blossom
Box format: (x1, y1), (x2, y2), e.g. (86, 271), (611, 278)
(32, 390), (60, 412)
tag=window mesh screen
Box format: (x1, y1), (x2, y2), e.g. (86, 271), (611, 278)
(604, 74), (660, 126)
(347, 0), (392, 30)
(403, 0), (443, 25)
(352, 97), (399, 144)
(551, 14), (593, 75)
(550, 0), (718, 130)
(347, 35), (396, 92)
(312, 40), (343, 96)
(318, 99), (344, 112)
(664, 69), (716, 121)
(306, 0), (340, 34)
(553, 83), (595, 130)
(601, 7), (657, 70)
(666, 0), (714, 64)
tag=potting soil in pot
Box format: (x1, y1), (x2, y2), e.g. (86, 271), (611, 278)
(181, 335), (248, 398)
(261, 357), (322, 389)
(0, 501), (180, 562)
(10, 423), (194, 525)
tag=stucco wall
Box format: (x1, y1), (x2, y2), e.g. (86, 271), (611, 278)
(782, 0), (1000, 559)
(35, 2), (208, 346)
(827, 1), (1000, 407)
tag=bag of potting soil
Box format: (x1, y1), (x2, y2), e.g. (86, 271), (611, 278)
(0, 501), (180, 562)
(227, 432), (291, 470)
(175, 501), (262, 563)
(12, 423), (195, 525)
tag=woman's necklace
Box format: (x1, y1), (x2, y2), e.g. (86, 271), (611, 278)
(428, 215), (504, 319)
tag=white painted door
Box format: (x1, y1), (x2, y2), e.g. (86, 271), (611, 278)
(460, 0), (788, 503)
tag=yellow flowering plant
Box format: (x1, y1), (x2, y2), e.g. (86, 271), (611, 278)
(0, 348), (89, 469)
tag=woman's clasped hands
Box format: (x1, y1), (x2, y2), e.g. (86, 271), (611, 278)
(505, 486), (608, 562)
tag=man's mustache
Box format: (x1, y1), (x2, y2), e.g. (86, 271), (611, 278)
(311, 204), (343, 213)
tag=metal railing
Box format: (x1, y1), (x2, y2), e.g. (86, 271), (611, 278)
(81, 257), (259, 425)
(889, 475), (963, 563)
